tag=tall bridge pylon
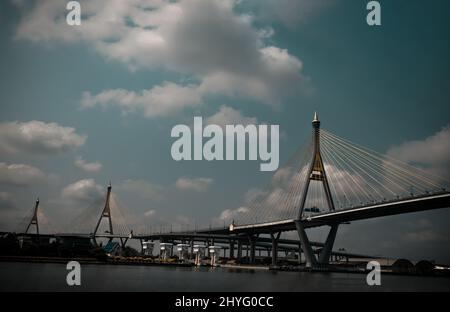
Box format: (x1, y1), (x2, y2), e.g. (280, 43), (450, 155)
(25, 198), (40, 235)
(298, 112), (335, 216)
(296, 113), (339, 267)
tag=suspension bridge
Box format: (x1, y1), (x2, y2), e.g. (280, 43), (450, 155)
(9, 113), (450, 268)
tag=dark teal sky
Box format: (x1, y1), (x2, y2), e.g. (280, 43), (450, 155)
(1, 0), (449, 262)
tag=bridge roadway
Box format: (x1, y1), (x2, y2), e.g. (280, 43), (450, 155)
(198, 192), (450, 235)
(4, 231), (373, 261)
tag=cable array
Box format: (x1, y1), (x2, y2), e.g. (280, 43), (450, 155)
(232, 128), (449, 226)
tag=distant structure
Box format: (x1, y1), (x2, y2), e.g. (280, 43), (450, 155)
(93, 182), (113, 237)
(25, 198), (40, 235)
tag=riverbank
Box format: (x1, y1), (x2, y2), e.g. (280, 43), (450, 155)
(2, 255), (450, 278)
(0, 255), (192, 267)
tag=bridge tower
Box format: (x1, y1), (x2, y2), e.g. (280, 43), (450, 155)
(25, 198), (40, 235)
(298, 112), (335, 214)
(295, 112), (339, 267)
(93, 182), (114, 238)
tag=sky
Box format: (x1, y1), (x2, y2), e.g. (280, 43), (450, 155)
(0, 0), (450, 262)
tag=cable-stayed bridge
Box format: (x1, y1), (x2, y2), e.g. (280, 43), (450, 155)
(11, 113), (450, 268)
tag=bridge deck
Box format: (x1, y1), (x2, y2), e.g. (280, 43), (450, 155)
(220, 192), (450, 234)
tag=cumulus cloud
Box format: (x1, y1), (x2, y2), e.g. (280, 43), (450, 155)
(14, 0), (305, 117)
(120, 179), (163, 201)
(81, 82), (202, 118)
(387, 124), (450, 175)
(0, 121), (85, 156)
(205, 105), (258, 128)
(218, 207), (249, 222)
(0, 162), (47, 187)
(144, 209), (156, 218)
(74, 156), (103, 173)
(61, 179), (103, 203)
(175, 177), (213, 192)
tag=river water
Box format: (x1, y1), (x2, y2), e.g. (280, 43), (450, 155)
(1, 262), (450, 291)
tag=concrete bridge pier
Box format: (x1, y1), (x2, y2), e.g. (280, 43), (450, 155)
(298, 243), (302, 264)
(237, 240), (242, 262)
(295, 220), (317, 268)
(139, 238), (144, 255)
(318, 223), (339, 264)
(270, 232), (281, 266)
(229, 240), (235, 258)
(249, 234), (259, 264)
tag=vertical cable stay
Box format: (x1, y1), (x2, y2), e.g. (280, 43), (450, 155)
(320, 140), (367, 203)
(322, 139), (375, 201)
(320, 148), (343, 208)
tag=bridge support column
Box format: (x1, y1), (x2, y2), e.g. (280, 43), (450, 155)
(295, 220), (317, 268)
(119, 237), (129, 248)
(270, 232), (281, 266)
(298, 243), (302, 264)
(139, 238), (144, 255)
(248, 234), (259, 264)
(229, 240), (235, 259)
(318, 224), (339, 264)
(237, 240), (242, 262)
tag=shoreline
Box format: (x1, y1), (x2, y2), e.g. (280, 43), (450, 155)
(1, 256), (449, 278)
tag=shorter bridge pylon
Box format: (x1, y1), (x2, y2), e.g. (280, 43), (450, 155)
(25, 198), (40, 235)
(93, 182), (114, 239)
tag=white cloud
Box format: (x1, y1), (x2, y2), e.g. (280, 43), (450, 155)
(219, 206), (249, 222)
(175, 177), (213, 192)
(74, 156), (103, 173)
(0, 121), (86, 156)
(243, 188), (265, 204)
(0, 162), (47, 187)
(81, 82), (202, 117)
(14, 0), (305, 117)
(144, 209), (156, 218)
(120, 179), (163, 201)
(205, 105), (258, 128)
(387, 125), (450, 174)
(61, 179), (103, 203)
